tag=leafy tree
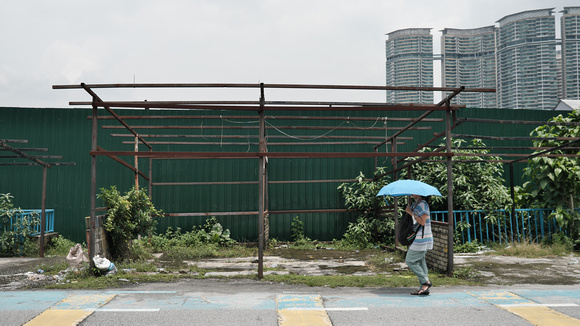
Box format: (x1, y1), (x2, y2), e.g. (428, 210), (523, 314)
(410, 138), (512, 212)
(338, 140), (512, 247)
(337, 167), (394, 246)
(518, 110), (580, 247)
(337, 167), (391, 213)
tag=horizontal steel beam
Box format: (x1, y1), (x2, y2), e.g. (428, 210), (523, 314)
(104, 125), (431, 131)
(111, 133), (413, 140)
(54, 82), (496, 92)
(89, 150), (454, 159)
(123, 141), (406, 146)
(152, 179), (372, 186)
(87, 102), (463, 111)
(90, 114), (444, 123)
(162, 208), (358, 217)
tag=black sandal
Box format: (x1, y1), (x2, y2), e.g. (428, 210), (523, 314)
(411, 281), (432, 295)
(411, 288), (430, 295)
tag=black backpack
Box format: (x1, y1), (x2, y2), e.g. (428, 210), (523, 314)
(398, 213), (424, 246)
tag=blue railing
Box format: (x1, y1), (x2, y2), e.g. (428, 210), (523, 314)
(1, 209), (55, 235)
(431, 208), (578, 244)
(0, 209), (55, 255)
(20, 209), (55, 235)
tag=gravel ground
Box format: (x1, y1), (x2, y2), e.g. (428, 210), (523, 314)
(1, 250), (579, 290)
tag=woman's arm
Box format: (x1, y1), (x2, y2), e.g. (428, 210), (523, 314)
(405, 206), (429, 226)
(412, 213), (429, 226)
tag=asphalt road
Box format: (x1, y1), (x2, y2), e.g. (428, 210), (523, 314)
(3, 279), (580, 326)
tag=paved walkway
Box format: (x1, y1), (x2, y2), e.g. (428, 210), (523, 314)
(2, 284), (580, 325)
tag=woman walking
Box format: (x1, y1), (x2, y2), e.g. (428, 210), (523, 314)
(405, 194), (433, 295)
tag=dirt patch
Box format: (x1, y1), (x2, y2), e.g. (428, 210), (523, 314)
(454, 253), (580, 285)
(0, 256), (66, 290)
(267, 248), (377, 261)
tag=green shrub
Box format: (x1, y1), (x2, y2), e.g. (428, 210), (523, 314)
(46, 236), (78, 256)
(98, 186), (161, 260)
(337, 168), (395, 247)
(22, 238), (40, 257)
(342, 217), (373, 248)
(149, 217), (236, 252)
(454, 240), (482, 253)
(291, 216), (310, 243)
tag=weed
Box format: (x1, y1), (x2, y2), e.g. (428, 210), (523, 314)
(365, 251), (405, 273)
(488, 241), (571, 258)
(22, 238), (41, 257)
(291, 216), (311, 244)
(454, 240), (482, 253)
(36, 260), (69, 274)
(453, 266), (480, 280)
(46, 236), (79, 256)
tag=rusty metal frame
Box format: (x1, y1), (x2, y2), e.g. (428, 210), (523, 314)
(53, 81), (579, 276)
(0, 139), (75, 257)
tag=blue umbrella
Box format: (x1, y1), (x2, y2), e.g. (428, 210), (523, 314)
(376, 179), (442, 197)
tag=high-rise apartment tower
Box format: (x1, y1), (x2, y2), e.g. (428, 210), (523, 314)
(561, 7), (580, 100)
(495, 8), (559, 110)
(385, 28), (433, 104)
(441, 26), (497, 108)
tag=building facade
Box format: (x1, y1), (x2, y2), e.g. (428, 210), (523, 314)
(561, 6), (580, 100)
(386, 7), (580, 110)
(496, 8), (559, 110)
(441, 26), (497, 108)
(385, 28), (433, 104)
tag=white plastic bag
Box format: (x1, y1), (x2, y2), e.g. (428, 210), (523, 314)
(93, 255), (117, 275)
(66, 244), (88, 268)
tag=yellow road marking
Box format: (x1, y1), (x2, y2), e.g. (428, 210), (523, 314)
(505, 306), (580, 326)
(470, 291), (580, 326)
(25, 309), (94, 326)
(25, 294), (116, 326)
(277, 294), (332, 326)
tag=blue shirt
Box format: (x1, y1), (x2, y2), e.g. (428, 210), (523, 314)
(409, 199), (433, 251)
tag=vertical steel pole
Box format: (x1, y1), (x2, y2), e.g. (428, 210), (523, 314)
(149, 157), (153, 198)
(134, 136), (139, 190)
(391, 136), (400, 247)
(89, 101), (98, 268)
(39, 165), (47, 258)
(257, 83), (266, 278)
(445, 102), (454, 275)
(509, 163), (516, 243)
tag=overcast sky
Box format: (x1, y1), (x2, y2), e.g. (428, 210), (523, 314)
(0, 1), (574, 108)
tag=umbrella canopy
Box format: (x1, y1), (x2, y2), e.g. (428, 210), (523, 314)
(376, 179), (442, 197)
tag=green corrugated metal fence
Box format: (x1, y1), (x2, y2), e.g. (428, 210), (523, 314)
(0, 106), (563, 243)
